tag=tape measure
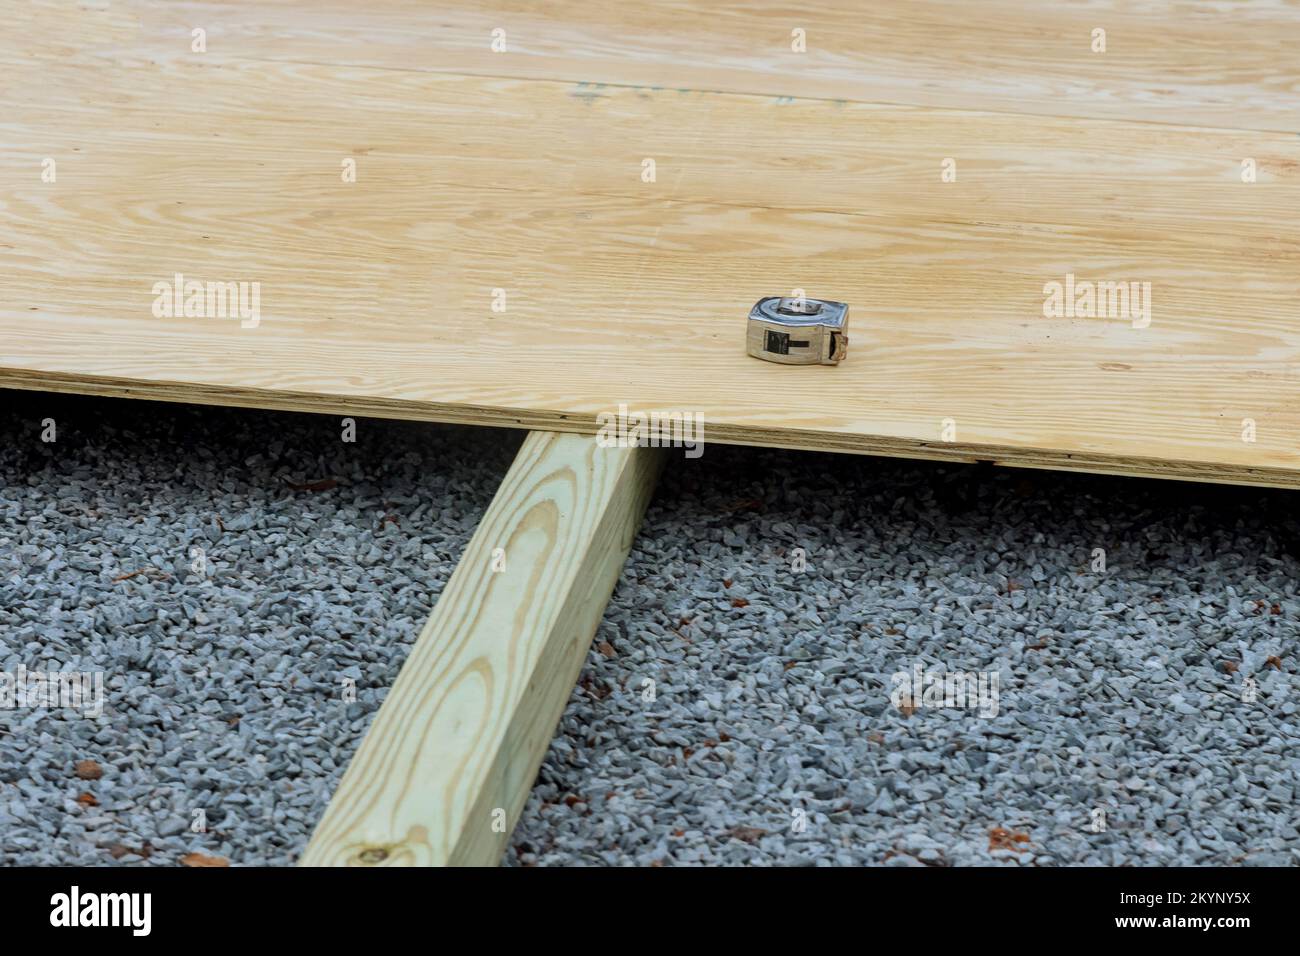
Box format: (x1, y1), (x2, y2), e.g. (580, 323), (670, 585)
(746, 296), (849, 365)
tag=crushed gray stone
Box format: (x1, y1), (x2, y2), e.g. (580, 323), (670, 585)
(1, 392), (1297, 866)
(0, 393), (518, 865)
(508, 450), (1300, 867)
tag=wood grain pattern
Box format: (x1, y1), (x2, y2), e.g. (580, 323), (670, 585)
(300, 432), (662, 866)
(33, 0), (1300, 131)
(2, 4), (1298, 487)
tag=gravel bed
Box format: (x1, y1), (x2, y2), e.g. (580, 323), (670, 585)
(513, 452), (1300, 866)
(0, 393), (518, 865)
(1, 391), (1297, 866)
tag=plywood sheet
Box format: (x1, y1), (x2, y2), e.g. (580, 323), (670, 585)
(2, 3), (1298, 486)
(20, 0), (1298, 131)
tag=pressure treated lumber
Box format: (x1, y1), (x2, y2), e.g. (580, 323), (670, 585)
(301, 433), (662, 866)
(3, 40), (1298, 488)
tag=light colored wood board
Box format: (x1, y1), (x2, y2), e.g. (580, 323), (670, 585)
(300, 432), (662, 866)
(1, 370), (1291, 490)
(30, 0), (1300, 132)
(2, 54), (1297, 487)
(8, 58), (1296, 228)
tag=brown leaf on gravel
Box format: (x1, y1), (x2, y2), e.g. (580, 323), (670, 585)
(988, 827), (1031, 852)
(105, 843), (151, 860)
(1222, 660), (1240, 674)
(180, 852), (230, 868)
(1267, 655), (1283, 670)
(730, 597), (749, 608)
(597, 641), (616, 659)
(280, 477), (338, 492)
(112, 567), (170, 583)
(897, 699), (916, 717)
(722, 578), (733, 588)
(74, 760), (103, 780)
(727, 826), (768, 844)
(76, 792), (98, 807)
(577, 675), (612, 700)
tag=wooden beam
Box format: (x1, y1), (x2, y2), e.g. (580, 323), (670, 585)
(300, 432), (663, 866)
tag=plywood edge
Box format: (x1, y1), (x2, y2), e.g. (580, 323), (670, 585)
(3, 371), (1294, 490)
(298, 431), (664, 866)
